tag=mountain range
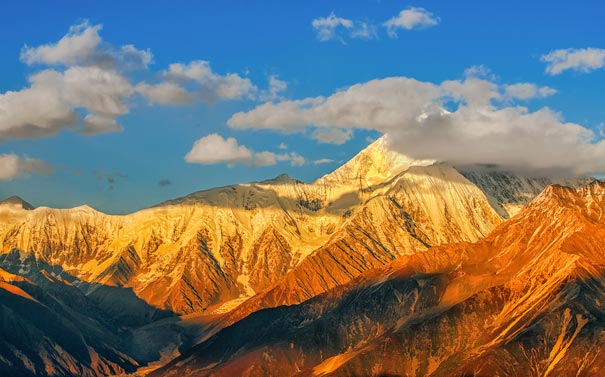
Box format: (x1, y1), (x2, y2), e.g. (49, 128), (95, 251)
(0, 137), (599, 376)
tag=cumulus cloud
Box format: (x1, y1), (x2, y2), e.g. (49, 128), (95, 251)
(136, 60), (256, 105)
(2, 20), (260, 142)
(186, 134), (253, 165)
(384, 7), (439, 37)
(541, 48), (605, 75)
(185, 134), (305, 167)
(0, 21), (144, 141)
(0, 65), (133, 140)
(228, 73), (605, 175)
(312, 13), (378, 43)
(0, 154), (54, 180)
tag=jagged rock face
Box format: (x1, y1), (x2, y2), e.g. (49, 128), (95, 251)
(224, 163), (501, 323)
(0, 138), (503, 316)
(152, 181), (605, 377)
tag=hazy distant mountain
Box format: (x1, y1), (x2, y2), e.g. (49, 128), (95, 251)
(153, 180), (605, 377)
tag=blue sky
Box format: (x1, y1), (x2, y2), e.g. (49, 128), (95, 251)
(0, 0), (604, 213)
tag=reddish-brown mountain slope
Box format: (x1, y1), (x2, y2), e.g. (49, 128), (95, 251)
(153, 181), (605, 377)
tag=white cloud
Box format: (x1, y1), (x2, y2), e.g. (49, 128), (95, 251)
(137, 60), (256, 105)
(185, 134), (253, 165)
(313, 158), (334, 165)
(504, 83), (557, 100)
(185, 134), (305, 167)
(384, 7), (439, 37)
(0, 154), (54, 180)
(227, 73), (605, 175)
(312, 13), (378, 43)
(541, 48), (605, 75)
(278, 142), (288, 150)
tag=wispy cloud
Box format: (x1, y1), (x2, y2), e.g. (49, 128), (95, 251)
(312, 13), (377, 43)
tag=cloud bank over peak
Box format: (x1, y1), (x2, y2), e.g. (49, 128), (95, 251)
(228, 72), (605, 175)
